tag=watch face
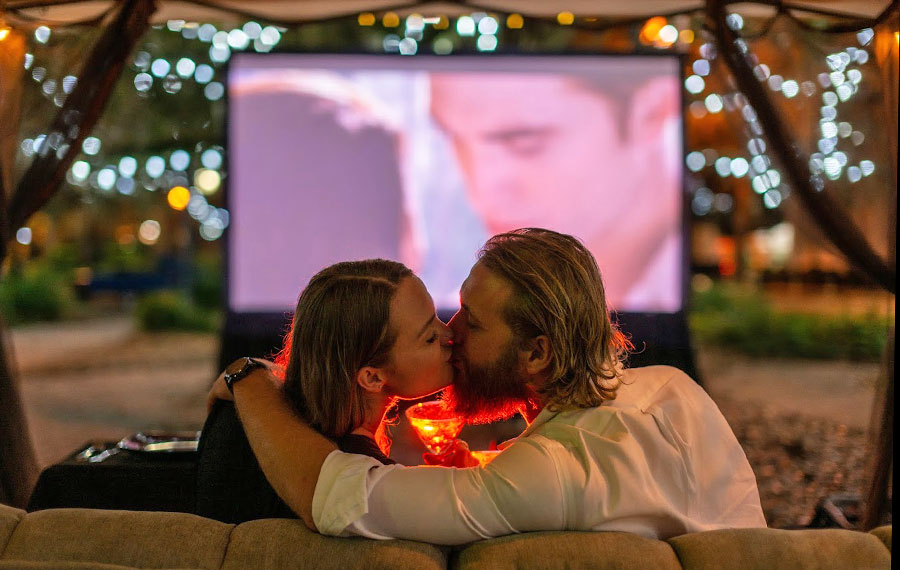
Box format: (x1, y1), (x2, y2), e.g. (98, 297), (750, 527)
(226, 357), (252, 377)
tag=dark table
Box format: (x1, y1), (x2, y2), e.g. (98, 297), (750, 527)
(27, 440), (198, 513)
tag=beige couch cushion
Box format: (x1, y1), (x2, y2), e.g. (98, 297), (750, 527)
(668, 527), (891, 570)
(1, 508), (232, 569)
(0, 503), (24, 553)
(221, 518), (447, 570)
(871, 525), (891, 554)
(451, 530), (682, 570)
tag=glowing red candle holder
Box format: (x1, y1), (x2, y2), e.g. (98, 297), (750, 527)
(404, 401), (463, 456)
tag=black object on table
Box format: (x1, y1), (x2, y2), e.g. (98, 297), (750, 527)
(27, 439), (198, 513)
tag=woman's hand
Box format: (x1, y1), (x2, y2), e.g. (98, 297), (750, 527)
(422, 439), (480, 468)
(206, 358), (278, 413)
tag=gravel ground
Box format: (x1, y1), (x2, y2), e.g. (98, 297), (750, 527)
(11, 317), (891, 528)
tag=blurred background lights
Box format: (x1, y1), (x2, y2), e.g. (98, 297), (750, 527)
(118, 156), (137, 177)
(138, 220), (161, 245)
(82, 136), (101, 155)
(456, 16), (475, 36)
(847, 166), (862, 183)
(556, 11), (575, 26)
(97, 168), (117, 191)
(259, 26), (280, 46)
(763, 189), (782, 209)
(714, 156), (732, 177)
(150, 59), (170, 78)
(856, 28), (874, 45)
(692, 59), (710, 76)
(227, 29), (250, 50)
(406, 14), (425, 34)
(860, 160), (875, 176)
(684, 75), (705, 94)
(704, 94), (723, 113)
(169, 149), (191, 171)
(658, 25), (678, 45)
(398, 37), (417, 55)
(34, 26), (51, 44)
(16, 227), (32, 245)
(382, 35), (400, 52)
(163, 74), (182, 94)
(167, 186), (191, 210)
(725, 13), (743, 30)
(134, 72), (153, 92)
(116, 177), (135, 195)
(200, 148), (223, 169)
(820, 121), (838, 138)
(689, 101), (707, 118)
(194, 64), (214, 84)
(781, 80), (799, 98)
(204, 82), (225, 101)
(62, 75), (78, 94)
(686, 151), (706, 172)
(477, 16), (498, 35)
(358, 12), (375, 26)
(691, 187), (713, 216)
(71, 160), (90, 182)
(145, 155), (166, 178)
(382, 12), (400, 27)
(506, 13), (524, 29)
(209, 45), (231, 63)
(198, 23), (217, 41)
(477, 35), (498, 51)
(730, 157), (749, 177)
(836, 84), (852, 101)
(176, 57), (196, 78)
(433, 37), (454, 55)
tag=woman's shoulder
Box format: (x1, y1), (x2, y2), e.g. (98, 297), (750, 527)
(336, 433), (396, 465)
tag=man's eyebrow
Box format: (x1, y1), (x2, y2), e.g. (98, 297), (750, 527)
(417, 314), (436, 339)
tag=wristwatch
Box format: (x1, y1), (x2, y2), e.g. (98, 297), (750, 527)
(224, 357), (266, 394)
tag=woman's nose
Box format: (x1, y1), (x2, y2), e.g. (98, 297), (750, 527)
(440, 323), (454, 347)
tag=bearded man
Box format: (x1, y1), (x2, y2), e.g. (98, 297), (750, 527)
(209, 228), (766, 544)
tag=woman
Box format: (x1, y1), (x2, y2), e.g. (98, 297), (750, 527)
(195, 259), (453, 523)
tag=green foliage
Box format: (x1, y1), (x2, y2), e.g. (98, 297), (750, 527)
(690, 282), (891, 361)
(96, 242), (155, 273)
(134, 290), (219, 332)
(0, 265), (76, 324)
(191, 253), (223, 311)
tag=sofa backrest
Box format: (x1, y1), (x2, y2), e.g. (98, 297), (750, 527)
(1, 503), (891, 570)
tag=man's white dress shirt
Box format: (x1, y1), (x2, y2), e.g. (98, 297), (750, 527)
(313, 365), (766, 545)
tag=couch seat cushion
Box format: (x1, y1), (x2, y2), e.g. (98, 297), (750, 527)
(221, 518), (447, 570)
(668, 527), (891, 570)
(1, 508), (231, 569)
(451, 530), (682, 570)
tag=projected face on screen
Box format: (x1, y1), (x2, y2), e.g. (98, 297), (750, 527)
(227, 55), (683, 315)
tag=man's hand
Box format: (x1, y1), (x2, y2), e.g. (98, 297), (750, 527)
(205, 358), (278, 413)
(422, 439), (480, 468)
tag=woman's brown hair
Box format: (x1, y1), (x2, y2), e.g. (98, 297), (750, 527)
(274, 259), (412, 453)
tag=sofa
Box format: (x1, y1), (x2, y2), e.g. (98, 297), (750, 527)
(0, 503), (891, 570)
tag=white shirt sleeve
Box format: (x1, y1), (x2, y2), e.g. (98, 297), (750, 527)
(312, 437), (567, 545)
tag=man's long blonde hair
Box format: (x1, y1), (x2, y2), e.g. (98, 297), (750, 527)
(477, 228), (630, 409)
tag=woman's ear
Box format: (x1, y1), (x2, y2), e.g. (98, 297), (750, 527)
(519, 335), (552, 377)
(355, 366), (386, 394)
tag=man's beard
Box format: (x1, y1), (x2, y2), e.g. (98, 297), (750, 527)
(443, 341), (537, 425)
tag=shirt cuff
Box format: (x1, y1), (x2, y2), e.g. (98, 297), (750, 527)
(312, 450), (384, 535)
